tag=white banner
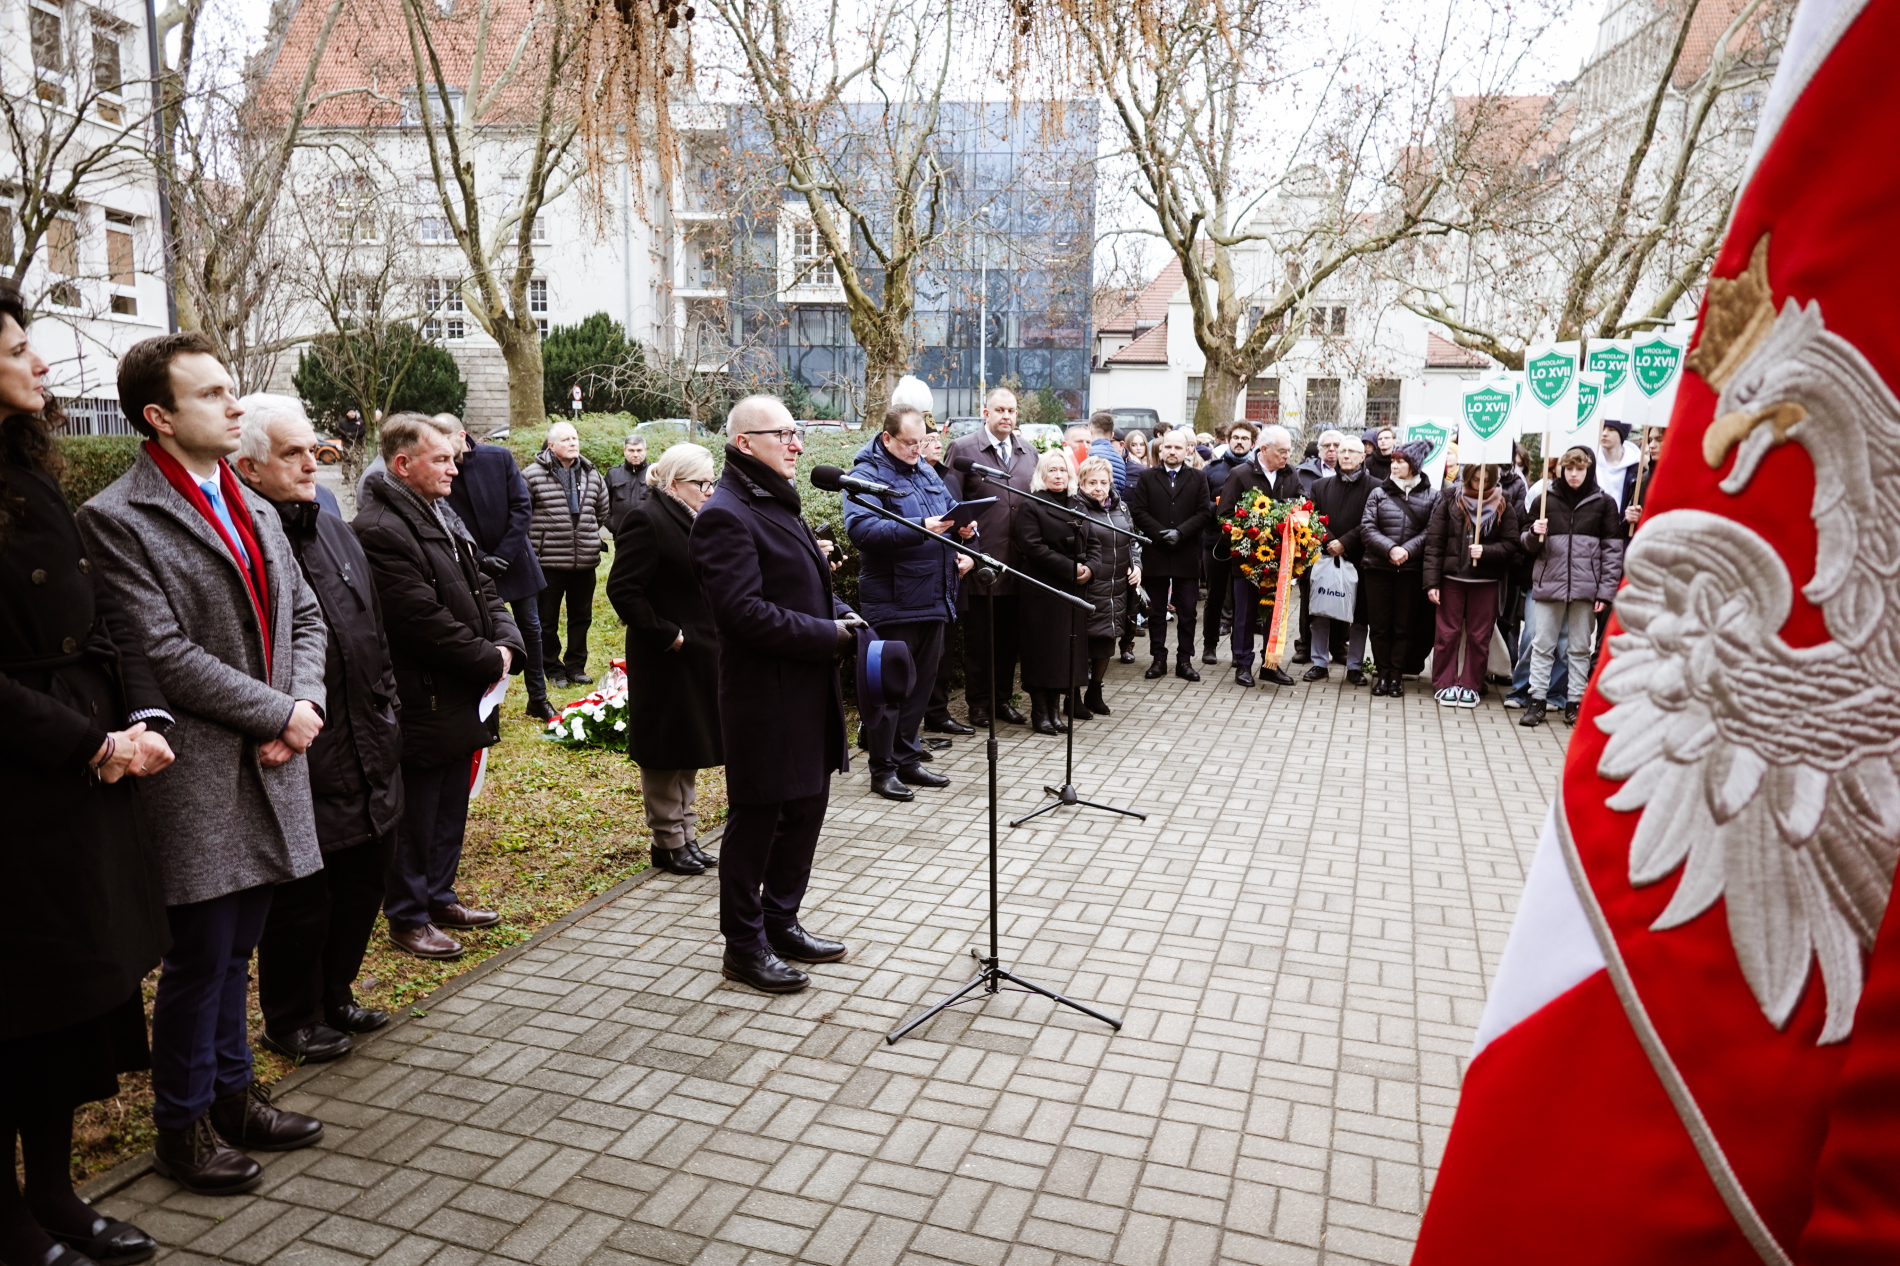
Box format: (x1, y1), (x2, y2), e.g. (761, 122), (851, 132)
(1584, 339), (1635, 428)
(1524, 341), (1580, 435)
(1630, 331), (1686, 429)
(1558, 370), (1605, 454)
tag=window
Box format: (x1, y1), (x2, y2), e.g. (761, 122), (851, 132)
(1245, 377), (1280, 425)
(105, 211), (136, 317)
(400, 87), (463, 127)
(47, 217), (78, 277)
(1366, 378), (1401, 426)
(446, 316), (466, 340)
(792, 221), (835, 287)
(91, 28), (120, 94)
(1306, 378), (1340, 427)
(1331, 305), (1347, 335)
(0, 206), (13, 269)
(529, 279), (547, 313)
(418, 215), (450, 243)
(1185, 376), (1203, 425)
(1307, 304), (1347, 336)
(31, 5), (64, 72)
(536, 318), (548, 338)
(331, 173), (377, 241)
(531, 216), (547, 243)
(422, 278), (463, 313)
(423, 316), (441, 340)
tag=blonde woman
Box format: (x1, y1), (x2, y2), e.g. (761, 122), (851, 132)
(606, 444), (723, 875)
(1011, 449), (1098, 734)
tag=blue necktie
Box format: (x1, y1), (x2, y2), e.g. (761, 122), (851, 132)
(201, 481), (250, 568)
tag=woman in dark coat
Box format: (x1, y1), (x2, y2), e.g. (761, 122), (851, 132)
(606, 443), (723, 875)
(1423, 461), (1522, 706)
(1074, 456), (1141, 718)
(1359, 441), (1436, 697)
(1012, 450), (1098, 735)
(0, 289), (173, 1266)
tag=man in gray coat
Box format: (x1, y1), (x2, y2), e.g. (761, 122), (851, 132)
(78, 333), (329, 1197)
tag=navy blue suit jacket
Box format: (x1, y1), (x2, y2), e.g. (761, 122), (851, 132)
(690, 463), (851, 804)
(447, 440), (546, 603)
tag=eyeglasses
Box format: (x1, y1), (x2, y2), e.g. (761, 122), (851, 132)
(743, 426), (806, 444)
(681, 478), (716, 492)
(886, 434), (925, 453)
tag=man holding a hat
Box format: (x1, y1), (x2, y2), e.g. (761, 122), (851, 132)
(844, 404), (975, 802)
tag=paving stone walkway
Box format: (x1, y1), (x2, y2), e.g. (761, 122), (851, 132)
(100, 655), (1569, 1266)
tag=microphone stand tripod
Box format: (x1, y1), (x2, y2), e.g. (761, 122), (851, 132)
(966, 479), (1149, 829)
(837, 490), (1122, 1045)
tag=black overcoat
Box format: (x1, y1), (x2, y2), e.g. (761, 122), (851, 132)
(608, 491), (723, 771)
(445, 439), (546, 603)
(353, 473), (524, 769)
(0, 458), (169, 1043)
(605, 460), (650, 532)
(1011, 491), (1096, 690)
(689, 461), (850, 805)
(274, 498), (404, 849)
(1125, 463), (1211, 577)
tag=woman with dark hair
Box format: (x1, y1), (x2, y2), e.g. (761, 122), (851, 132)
(0, 289), (175, 1266)
(1359, 441), (1435, 697)
(1423, 460), (1522, 707)
(1013, 450), (1098, 735)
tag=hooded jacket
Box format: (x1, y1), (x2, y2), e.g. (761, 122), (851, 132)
(1520, 453), (1626, 604)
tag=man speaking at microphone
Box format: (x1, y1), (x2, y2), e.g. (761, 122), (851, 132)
(843, 404), (976, 802)
(691, 395), (865, 993)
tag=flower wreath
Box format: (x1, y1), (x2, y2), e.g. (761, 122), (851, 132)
(544, 660), (631, 750)
(1220, 493), (1325, 608)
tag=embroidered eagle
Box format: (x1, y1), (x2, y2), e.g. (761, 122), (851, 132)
(1596, 236), (1900, 1044)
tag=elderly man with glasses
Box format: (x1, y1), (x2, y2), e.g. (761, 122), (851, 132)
(689, 395), (866, 993)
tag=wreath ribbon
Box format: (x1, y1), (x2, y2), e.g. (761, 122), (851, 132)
(1264, 512), (1299, 662)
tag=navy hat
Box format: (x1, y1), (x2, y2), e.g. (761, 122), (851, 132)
(854, 625), (917, 719)
(1604, 419), (1632, 440)
(1361, 427), (1383, 443)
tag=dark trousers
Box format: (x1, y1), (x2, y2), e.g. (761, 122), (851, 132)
(1230, 576), (1272, 667)
(925, 629), (956, 725)
(538, 566), (597, 676)
(1296, 574), (1312, 654)
(511, 598), (547, 705)
(866, 621), (945, 776)
(1202, 554), (1231, 652)
(151, 884), (274, 1130)
(1143, 575), (1199, 659)
(257, 834), (394, 1033)
(721, 783), (829, 954)
(386, 759), (472, 931)
(1363, 569), (1425, 679)
(1433, 580), (1502, 692)
(962, 594), (1020, 716)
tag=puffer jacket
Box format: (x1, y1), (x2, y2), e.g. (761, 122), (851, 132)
(1423, 485), (1522, 589)
(841, 435), (960, 626)
(1077, 490), (1141, 642)
(1360, 476), (1436, 572)
(1520, 457), (1625, 603)
(524, 450), (611, 570)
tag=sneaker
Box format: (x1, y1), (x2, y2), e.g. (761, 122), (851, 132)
(1458, 688), (1479, 708)
(1503, 695), (1527, 710)
(1435, 688), (1459, 707)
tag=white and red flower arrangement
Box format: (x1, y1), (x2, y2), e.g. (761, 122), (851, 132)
(543, 659), (630, 751)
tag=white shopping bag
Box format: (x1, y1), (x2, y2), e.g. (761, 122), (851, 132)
(1309, 555), (1358, 622)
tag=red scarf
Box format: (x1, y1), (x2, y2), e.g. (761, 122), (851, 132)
(143, 440), (273, 677)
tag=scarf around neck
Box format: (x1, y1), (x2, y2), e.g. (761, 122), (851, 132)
(145, 440), (273, 676)
(1457, 487), (1502, 536)
(723, 443), (802, 515)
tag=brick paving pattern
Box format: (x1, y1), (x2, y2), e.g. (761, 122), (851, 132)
(101, 657), (1568, 1266)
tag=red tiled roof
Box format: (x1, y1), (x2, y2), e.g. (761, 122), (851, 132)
(1106, 317), (1169, 366)
(1425, 333), (1493, 370)
(1451, 94), (1573, 167)
(1098, 256), (1184, 335)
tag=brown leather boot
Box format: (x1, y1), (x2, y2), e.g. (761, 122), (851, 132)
(153, 1115), (261, 1195)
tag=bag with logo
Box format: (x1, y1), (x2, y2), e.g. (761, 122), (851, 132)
(1309, 555), (1358, 622)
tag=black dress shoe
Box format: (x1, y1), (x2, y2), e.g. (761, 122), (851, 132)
(524, 698), (556, 722)
(999, 703), (1028, 725)
(1564, 702), (1581, 726)
(925, 716), (975, 735)
(1202, 651), (1218, 665)
(1175, 659), (1200, 682)
(684, 839), (719, 867)
(897, 763), (950, 788)
(1144, 657), (1168, 679)
(652, 846), (707, 874)
(50, 1216), (158, 1266)
(767, 923), (848, 963)
(1302, 665), (1329, 682)
(567, 670), (594, 685)
(1346, 668), (1367, 686)
(546, 672), (569, 689)
(258, 1024), (352, 1064)
(153, 1117), (261, 1196)
(1263, 668), (1298, 686)
(920, 736), (954, 750)
(1292, 649), (1310, 664)
(325, 1002), (390, 1034)
(209, 1081), (323, 1153)
(872, 772), (915, 801)
(1234, 665), (1255, 688)
(966, 710), (992, 729)
(721, 946), (808, 992)
(913, 748), (935, 762)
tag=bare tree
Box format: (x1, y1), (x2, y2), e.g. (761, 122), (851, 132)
(399, 0), (589, 433)
(1399, 0), (1791, 367)
(1051, 0), (1542, 430)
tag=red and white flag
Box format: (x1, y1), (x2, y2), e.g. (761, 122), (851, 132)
(1415, 3), (1900, 1262)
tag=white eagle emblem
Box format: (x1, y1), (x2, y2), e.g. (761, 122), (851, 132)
(1597, 237), (1900, 1044)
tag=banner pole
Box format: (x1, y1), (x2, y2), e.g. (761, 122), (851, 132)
(1632, 425), (1652, 516)
(1473, 460), (1486, 552)
(1540, 423), (1551, 522)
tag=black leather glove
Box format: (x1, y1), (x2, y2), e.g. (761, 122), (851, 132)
(478, 554), (511, 579)
(1159, 529), (1180, 546)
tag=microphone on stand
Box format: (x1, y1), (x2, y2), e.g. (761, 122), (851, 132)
(950, 454), (1011, 480)
(810, 465), (899, 498)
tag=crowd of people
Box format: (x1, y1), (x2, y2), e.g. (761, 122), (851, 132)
(0, 272), (1659, 1252)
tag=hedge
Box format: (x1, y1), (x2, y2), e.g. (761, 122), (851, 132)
(55, 435), (144, 508)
